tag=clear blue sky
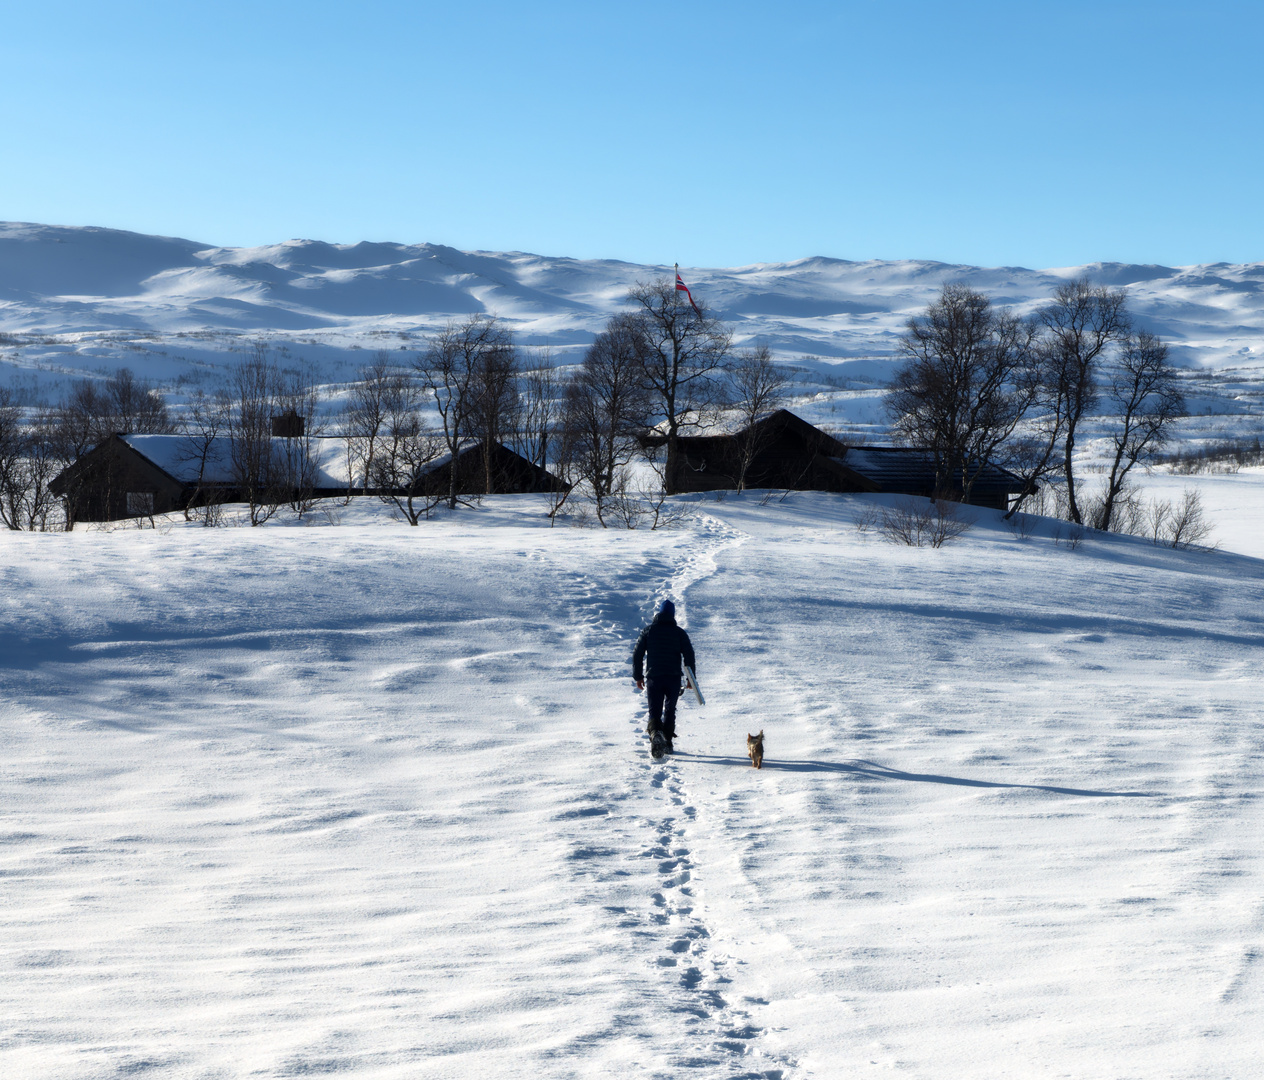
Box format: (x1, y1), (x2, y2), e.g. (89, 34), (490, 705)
(2, 0), (1260, 268)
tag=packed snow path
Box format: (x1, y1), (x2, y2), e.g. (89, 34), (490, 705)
(1, 495), (1262, 1079)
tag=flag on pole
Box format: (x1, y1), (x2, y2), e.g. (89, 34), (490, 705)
(674, 263), (701, 315)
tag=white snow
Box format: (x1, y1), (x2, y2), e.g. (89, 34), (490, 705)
(121, 434), (351, 488)
(5, 221), (1264, 387)
(3, 490), (1263, 1078)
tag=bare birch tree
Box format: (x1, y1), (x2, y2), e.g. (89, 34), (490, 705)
(344, 351), (395, 496)
(730, 344), (790, 490)
(369, 371), (445, 525)
(1036, 278), (1130, 523)
(887, 284), (1040, 503)
(417, 315), (513, 509)
(626, 277), (732, 494)
(566, 315), (650, 526)
(0, 396), (61, 531)
(512, 348), (562, 475)
(229, 344), (284, 526)
(274, 364), (323, 515)
(1094, 331), (1185, 531)
(176, 388), (232, 523)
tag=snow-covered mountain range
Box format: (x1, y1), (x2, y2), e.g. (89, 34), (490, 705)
(3, 221), (1263, 388)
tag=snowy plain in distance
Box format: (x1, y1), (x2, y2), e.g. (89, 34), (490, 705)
(2, 220), (1264, 1077)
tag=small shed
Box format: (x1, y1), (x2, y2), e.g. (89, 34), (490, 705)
(420, 441), (565, 496)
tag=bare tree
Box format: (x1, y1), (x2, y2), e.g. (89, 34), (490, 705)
(1094, 331), (1185, 531)
(176, 388), (232, 523)
(229, 344), (284, 526)
(103, 368), (176, 435)
(0, 395), (61, 531)
(874, 497), (974, 548)
(566, 315), (650, 525)
(730, 344), (790, 490)
(1163, 489), (1214, 549)
(887, 284), (1040, 503)
(274, 364), (323, 515)
(512, 348), (562, 474)
(469, 329), (519, 495)
(343, 352), (395, 496)
(1036, 278), (1131, 523)
(417, 315), (513, 509)
(53, 368), (174, 452)
(626, 277), (732, 494)
(1002, 333), (1073, 519)
(368, 372), (445, 525)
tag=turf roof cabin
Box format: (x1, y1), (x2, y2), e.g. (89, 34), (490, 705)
(51, 435), (565, 522)
(654, 409), (1025, 510)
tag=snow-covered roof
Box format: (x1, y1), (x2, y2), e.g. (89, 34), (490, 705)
(121, 435), (351, 488)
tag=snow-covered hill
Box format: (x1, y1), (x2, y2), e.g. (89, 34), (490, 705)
(2, 493), (1262, 1078)
(3, 221), (1264, 389)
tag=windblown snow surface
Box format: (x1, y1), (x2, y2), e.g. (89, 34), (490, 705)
(3, 491), (1263, 1078)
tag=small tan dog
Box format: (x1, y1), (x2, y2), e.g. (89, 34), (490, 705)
(747, 730), (764, 769)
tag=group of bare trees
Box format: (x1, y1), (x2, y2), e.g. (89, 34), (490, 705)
(0, 386), (61, 530)
(341, 319), (548, 525)
(554, 278), (794, 526)
(333, 276), (781, 529)
(0, 350), (329, 530)
(887, 278), (1187, 533)
(0, 368), (176, 530)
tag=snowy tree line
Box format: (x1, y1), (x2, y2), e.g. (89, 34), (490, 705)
(0, 273), (1217, 544)
(0, 276), (787, 530)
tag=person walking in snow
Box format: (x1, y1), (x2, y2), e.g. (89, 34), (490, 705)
(633, 599), (696, 756)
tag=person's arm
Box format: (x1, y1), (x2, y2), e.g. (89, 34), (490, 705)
(633, 629), (647, 688)
(681, 629), (696, 678)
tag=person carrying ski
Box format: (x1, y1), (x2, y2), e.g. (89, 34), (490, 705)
(633, 599), (696, 755)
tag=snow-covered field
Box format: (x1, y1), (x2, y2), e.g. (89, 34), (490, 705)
(3, 488), (1262, 1079)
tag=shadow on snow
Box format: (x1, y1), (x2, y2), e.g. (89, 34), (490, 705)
(673, 753), (1155, 798)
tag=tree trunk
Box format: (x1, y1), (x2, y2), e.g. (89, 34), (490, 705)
(1063, 424), (1082, 524)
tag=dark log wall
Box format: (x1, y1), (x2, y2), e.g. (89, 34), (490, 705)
(674, 430), (867, 494)
(57, 439), (185, 521)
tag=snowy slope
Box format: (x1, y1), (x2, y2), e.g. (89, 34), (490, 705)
(3, 222), (1264, 398)
(2, 494), (1262, 1078)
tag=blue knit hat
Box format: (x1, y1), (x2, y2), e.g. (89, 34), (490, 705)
(659, 599), (675, 617)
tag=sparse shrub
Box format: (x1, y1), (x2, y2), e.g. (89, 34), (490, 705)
(1006, 511), (1035, 540)
(1051, 522), (1086, 549)
(1162, 489), (1215, 549)
(853, 504), (881, 536)
(876, 497), (973, 548)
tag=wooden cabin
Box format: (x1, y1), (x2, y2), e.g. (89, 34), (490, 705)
(51, 434), (564, 521)
(656, 409), (1025, 510)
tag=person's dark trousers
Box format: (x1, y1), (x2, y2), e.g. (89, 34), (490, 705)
(645, 678), (681, 739)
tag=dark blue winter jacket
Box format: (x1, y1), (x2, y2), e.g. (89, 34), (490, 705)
(633, 613), (696, 683)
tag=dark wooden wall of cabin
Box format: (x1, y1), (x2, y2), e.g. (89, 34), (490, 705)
(674, 431), (867, 494)
(63, 442), (185, 521)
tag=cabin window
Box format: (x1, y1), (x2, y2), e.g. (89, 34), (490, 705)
(127, 491), (155, 516)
